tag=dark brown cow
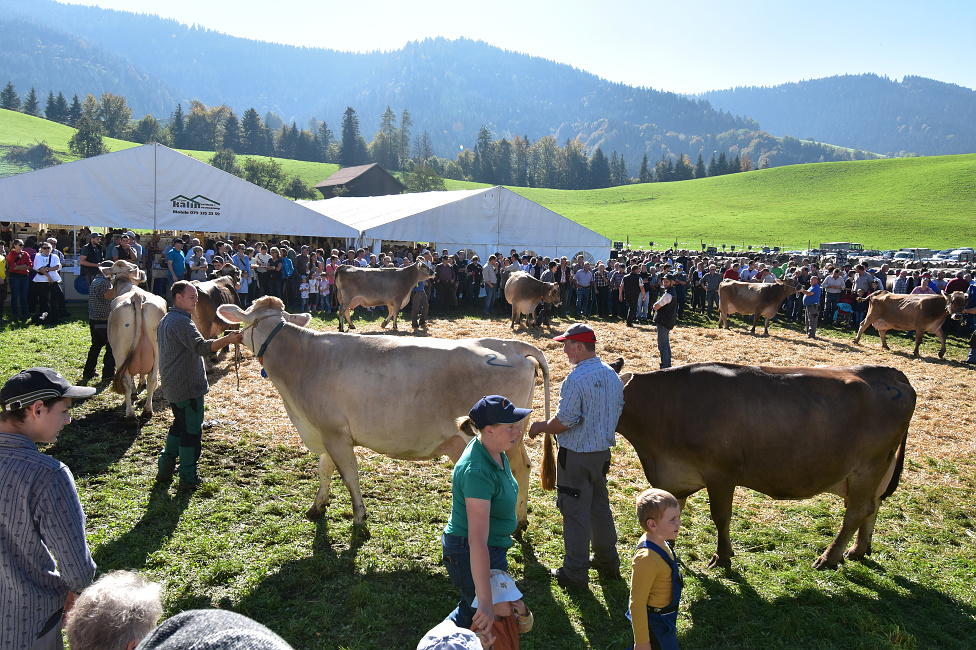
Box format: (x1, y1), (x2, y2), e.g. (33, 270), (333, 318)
(190, 264), (241, 339)
(853, 290), (968, 358)
(613, 361), (916, 570)
(335, 261), (434, 332)
(718, 278), (799, 335)
(504, 270), (561, 330)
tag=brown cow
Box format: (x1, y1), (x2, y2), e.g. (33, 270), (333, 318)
(612, 360), (916, 570)
(718, 278), (799, 335)
(853, 290), (968, 358)
(190, 264), (241, 340)
(102, 260), (167, 420)
(504, 270), (561, 330)
(335, 261), (434, 332)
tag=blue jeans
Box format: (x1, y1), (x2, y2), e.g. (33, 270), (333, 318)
(442, 532), (509, 629)
(576, 287), (591, 316)
(657, 325), (672, 368)
(483, 284), (497, 314)
(8, 273), (29, 319)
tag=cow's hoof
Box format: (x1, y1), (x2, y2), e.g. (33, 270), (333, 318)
(707, 554), (732, 569)
(305, 505), (326, 521)
(938, 350), (946, 359)
(844, 545), (870, 561)
(812, 555), (842, 570)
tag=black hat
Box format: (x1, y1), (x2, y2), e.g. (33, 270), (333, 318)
(1, 368), (96, 412)
(468, 396), (532, 430)
(212, 256), (224, 264)
(172, 238), (184, 245)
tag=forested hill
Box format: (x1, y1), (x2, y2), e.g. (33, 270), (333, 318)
(697, 74), (976, 157)
(0, 0), (753, 170)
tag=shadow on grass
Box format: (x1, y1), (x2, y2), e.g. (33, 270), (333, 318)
(92, 485), (190, 571)
(684, 563), (976, 649)
(49, 408), (144, 478)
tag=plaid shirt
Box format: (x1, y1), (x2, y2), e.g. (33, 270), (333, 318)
(593, 269), (609, 288)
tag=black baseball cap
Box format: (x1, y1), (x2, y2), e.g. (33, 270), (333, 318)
(468, 395), (532, 430)
(1, 368), (96, 412)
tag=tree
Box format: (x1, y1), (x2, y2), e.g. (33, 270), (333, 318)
(588, 147), (611, 189)
(284, 175), (316, 199)
(563, 138), (589, 190)
(494, 138), (513, 186)
(168, 103), (187, 149)
(638, 153), (652, 183)
(242, 157), (285, 193)
(406, 164), (446, 192)
(340, 107), (364, 167)
(511, 135), (529, 186)
(399, 109), (413, 170)
(3, 142), (60, 169)
(413, 131), (435, 164)
(131, 114), (165, 144)
(740, 154), (753, 172)
(222, 111), (241, 153)
(317, 121), (334, 162)
(376, 106), (399, 169)
(240, 108), (264, 155)
(80, 94), (99, 121)
(67, 94), (82, 125)
(44, 91), (59, 122)
(694, 154), (706, 178)
(0, 81), (20, 110)
(674, 153), (694, 181)
(69, 116), (108, 158)
(53, 92), (69, 124)
(717, 152), (728, 175)
(209, 149), (241, 176)
(476, 125), (494, 182)
(707, 153), (718, 177)
(22, 87), (41, 117)
(98, 93), (132, 139)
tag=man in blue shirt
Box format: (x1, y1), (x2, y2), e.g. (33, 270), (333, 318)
(165, 238), (186, 305)
(529, 324), (625, 588)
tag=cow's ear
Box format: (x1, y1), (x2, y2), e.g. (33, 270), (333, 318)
(218, 304), (246, 324)
(619, 372), (633, 388)
(287, 312), (312, 327)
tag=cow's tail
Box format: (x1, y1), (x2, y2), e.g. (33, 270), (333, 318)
(111, 292), (143, 395)
(881, 429), (908, 501)
(510, 341), (555, 491)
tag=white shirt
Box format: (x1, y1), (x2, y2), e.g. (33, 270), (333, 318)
(31, 252), (62, 283)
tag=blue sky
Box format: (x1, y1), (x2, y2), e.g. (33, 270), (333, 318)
(63, 0), (976, 93)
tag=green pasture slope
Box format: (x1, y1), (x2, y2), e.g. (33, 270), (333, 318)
(0, 314), (974, 649)
(3, 108), (975, 251)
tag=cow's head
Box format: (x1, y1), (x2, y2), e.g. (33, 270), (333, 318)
(945, 290), (968, 320)
(217, 263), (241, 284)
(101, 259), (145, 287)
(544, 282), (561, 305)
(218, 296), (312, 330)
(415, 260), (435, 280)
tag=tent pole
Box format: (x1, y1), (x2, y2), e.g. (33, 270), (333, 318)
(153, 143), (157, 233)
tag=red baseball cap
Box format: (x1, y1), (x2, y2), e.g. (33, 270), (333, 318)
(553, 323), (597, 343)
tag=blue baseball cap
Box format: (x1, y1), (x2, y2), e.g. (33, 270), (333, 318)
(468, 395), (532, 430)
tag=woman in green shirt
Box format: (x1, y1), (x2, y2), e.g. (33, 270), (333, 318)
(442, 395), (532, 637)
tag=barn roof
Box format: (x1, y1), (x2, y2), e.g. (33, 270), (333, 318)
(314, 163), (405, 190)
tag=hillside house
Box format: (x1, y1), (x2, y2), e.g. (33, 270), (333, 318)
(314, 164), (406, 199)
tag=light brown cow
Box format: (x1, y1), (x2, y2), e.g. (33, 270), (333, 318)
(610, 360), (916, 570)
(218, 296), (550, 530)
(718, 278), (799, 335)
(335, 261), (434, 332)
(853, 290), (968, 358)
(102, 260), (167, 420)
(504, 270), (561, 330)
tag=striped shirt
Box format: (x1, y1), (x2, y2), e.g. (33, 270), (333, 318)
(555, 357), (624, 453)
(87, 274), (113, 321)
(0, 433), (96, 650)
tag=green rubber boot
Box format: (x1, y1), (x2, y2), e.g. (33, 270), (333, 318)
(177, 445), (201, 491)
(155, 435), (180, 483)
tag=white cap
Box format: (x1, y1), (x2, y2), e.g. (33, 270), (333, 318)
(471, 569), (522, 608)
(416, 620), (481, 650)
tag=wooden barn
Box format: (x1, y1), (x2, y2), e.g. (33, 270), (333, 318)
(314, 163), (406, 199)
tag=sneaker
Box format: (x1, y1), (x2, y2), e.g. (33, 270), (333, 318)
(550, 567), (587, 589)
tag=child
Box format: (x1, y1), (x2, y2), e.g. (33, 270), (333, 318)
(318, 270), (331, 313)
(299, 274), (310, 311)
(308, 270), (319, 313)
(628, 488), (683, 650)
(470, 570), (533, 650)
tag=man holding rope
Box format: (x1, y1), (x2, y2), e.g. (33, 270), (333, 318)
(155, 281), (242, 491)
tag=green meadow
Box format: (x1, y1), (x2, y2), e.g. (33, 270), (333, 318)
(3, 108), (975, 251)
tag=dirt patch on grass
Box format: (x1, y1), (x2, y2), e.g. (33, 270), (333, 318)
(205, 315), (975, 487)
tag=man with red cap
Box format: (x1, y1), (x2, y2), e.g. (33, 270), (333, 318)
(529, 324), (624, 588)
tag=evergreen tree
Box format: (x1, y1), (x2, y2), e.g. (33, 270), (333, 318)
(617, 155), (628, 185)
(674, 153), (694, 181)
(69, 116), (108, 158)
(240, 108), (263, 155)
(707, 153), (718, 177)
(340, 107), (363, 167)
(131, 114), (165, 144)
(377, 106), (399, 170)
(413, 131), (434, 163)
(732, 154), (741, 173)
(222, 111), (241, 152)
(638, 153), (652, 183)
(399, 109), (413, 169)
(0, 81), (20, 110)
(317, 121), (334, 162)
(44, 91), (58, 121)
(22, 87), (41, 117)
(717, 152), (728, 175)
(54, 92), (69, 124)
(588, 147), (611, 189)
(512, 135), (530, 187)
(476, 125), (494, 182)
(67, 94), (82, 125)
(694, 154), (706, 178)
(495, 138), (513, 186)
(168, 103), (186, 148)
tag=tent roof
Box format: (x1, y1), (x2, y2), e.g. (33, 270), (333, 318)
(0, 143), (359, 238)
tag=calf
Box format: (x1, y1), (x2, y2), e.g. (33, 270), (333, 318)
(335, 261), (434, 332)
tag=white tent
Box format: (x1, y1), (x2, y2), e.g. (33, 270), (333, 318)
(0, 143), (359, 238)
(299, 186), (610, 262)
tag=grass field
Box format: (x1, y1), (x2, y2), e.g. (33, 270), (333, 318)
(3, 108), (975, 251)
(1, 304), (974, 649)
